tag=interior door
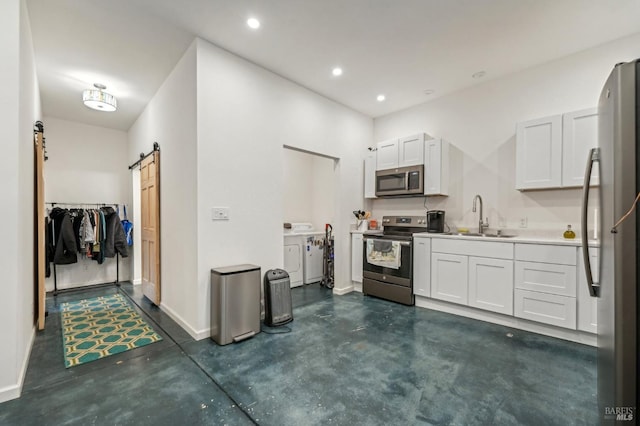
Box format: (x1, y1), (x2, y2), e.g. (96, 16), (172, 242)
(140, 151), (161, 305)
(34, 123), (46, 330)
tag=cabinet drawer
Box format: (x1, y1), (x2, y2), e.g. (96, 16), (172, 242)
(514, 289), (576, 329)
(432, 239), (513, 259)
(515, 244), (576, 265)
(515, 261), (576, 296)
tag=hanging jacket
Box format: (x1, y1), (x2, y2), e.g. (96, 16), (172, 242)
(81, 210), (95, 245)
(49, 207), (78, 265)
(92, 210), (106, 264)
(45, 217), (53, 277)
(102, 207), (129, 258)
(71, 210), (83, 254)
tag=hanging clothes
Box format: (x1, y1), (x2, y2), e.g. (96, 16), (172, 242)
(45, 217), (53, 277)
(70, 209), (83, 255)
(49, 207), (78, 265)
(102, 207), (129, 258)
(80, 209), (95, 255)
(91, 209), (106, 264)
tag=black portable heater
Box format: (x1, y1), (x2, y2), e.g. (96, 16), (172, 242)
(263, 269), (293, 326)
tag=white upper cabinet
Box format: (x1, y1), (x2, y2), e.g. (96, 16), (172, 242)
(376, 139), (400, 170)
(398, 134), (425, 167)
(376, 133), (426, 170)
(424, 138), (449, 196)
(516, 114), (563, 190)
(364, 152), (377, 199)
(562, 108), (599, 187)
(516, 108), (599, 190)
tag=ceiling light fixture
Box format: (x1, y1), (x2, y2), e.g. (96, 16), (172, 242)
(423, 89), (435, 95)
(376, 94), (386, 102)
(247, 18), (261, 29)
(82, 83), (117, 112)
(332, 67), (343, 77)
(472, 71), (486, 79)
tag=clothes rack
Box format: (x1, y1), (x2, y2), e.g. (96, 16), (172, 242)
(46, 202), (125, 296)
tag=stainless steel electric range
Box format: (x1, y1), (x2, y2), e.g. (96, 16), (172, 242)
(362, 215), (427, 305)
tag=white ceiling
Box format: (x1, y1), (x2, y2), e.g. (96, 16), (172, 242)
(27, 0), (640, 131)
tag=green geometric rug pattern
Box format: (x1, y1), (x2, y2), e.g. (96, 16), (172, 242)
(61, 293), (162, 368)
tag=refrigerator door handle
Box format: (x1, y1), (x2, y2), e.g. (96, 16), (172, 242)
(581, 147), (600, 297)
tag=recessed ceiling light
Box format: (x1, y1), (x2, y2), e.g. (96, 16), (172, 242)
(332, 67), (343, 77)
(247, 18), (261, 29)
(472, 71), (486, 79)
(376, 94), (386, 102)
(423, 89), (435, 95)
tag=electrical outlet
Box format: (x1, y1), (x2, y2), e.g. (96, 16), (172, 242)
(212, 207), (230, 221)
(519, 217), (528, 228)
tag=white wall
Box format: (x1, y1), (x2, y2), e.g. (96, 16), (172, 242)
(373, 33), (640, 235)
(0, 0), (41, 403)
(43, 117), (131, 290)
(283, 148), (314, 223)
(310, 154), (336, 231)
(195, 38), (372, 336)
(283, 148), (335, 231)
(128, 41), (198, 334)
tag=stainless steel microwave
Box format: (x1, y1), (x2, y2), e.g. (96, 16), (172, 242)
(375, 165), (424, 197)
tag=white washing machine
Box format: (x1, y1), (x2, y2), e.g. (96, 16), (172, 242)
(283, 234), (303, 288)
(303, 235), (324, 284)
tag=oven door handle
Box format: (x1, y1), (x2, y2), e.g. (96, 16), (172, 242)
(363, 238), (411, 246)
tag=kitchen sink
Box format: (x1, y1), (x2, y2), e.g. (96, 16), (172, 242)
(444, 232), (516, 239)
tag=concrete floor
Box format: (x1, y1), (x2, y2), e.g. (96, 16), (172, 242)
(0, 282), (597, 425)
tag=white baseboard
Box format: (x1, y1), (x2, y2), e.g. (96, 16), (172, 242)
(0, 325), (36, 403)
(333, 285), (354, 296)
(159, 302), (209, 341)
(132, 278), (141, 285)
(415, 296), (597, 346)
(0, 383), (20, 404)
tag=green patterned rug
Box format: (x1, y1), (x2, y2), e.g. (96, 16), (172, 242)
(61, 293), (162, 368)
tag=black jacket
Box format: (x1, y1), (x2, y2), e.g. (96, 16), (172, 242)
(102, 207), (128, 258)
(49, 208), (78, 264)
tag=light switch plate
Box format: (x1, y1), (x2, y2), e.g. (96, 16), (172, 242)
(212, 207), (230, 220)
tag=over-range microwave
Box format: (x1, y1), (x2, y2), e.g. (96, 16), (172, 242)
(375, 165), (424, 197)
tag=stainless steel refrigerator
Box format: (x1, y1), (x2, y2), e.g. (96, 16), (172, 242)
(582, 59), (638, 424)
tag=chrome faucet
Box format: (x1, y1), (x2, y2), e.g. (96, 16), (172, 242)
(472, 194), (489, 234)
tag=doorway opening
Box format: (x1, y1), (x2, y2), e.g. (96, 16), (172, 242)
(282, 146), (338, 307)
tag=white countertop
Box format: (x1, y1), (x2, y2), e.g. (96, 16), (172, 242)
(413, 231), (599, 247)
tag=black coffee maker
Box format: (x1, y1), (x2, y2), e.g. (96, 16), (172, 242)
(426, 210), (445, 233)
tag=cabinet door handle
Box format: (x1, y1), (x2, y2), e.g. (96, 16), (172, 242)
(581, 147), (600, 297)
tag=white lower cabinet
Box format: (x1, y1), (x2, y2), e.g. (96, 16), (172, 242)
(468, 257), (514, 315)
(514, 289), (577, 329)
(351, 233), (363, 283)
(415, 239), (594, 337)
(412, 237), (431, 297)
(514, 243), (578, 330)
(431, 253), (468, 304)
(577, 247), (598, 333)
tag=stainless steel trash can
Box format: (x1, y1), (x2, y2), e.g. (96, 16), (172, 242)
(210, 264), (261, 345)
